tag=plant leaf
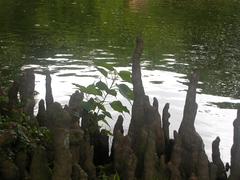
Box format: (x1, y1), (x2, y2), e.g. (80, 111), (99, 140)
(117, 84), (134, 100)
(118, 71), (132, 83)
(98, 114), (105, 120)
(81, 98), (97, 111)
(96, 81), (108, 91)
(110, 100), (130, 114)
(85, 84), (102, 96)
(96, 67), (108, 77)
(107, 89), (117, 96)
(96, 102), (106, 111)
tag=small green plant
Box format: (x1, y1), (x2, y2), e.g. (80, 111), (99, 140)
(97, 165), (121, 180)
(0, 113), (51, 151)
(98, 172), (121, 180)
(73, 62), (133, 128)
(112, 173), (121, 180)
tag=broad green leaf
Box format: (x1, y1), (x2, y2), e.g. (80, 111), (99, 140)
(96, 81), (108, 91)
(110, 101), (130, 114)
(85, 84), (102, 96)
(118, 71), (132, 83)
(96, 81), (117, 96)
(81, 101), (90, 111)
(98, 114), (105, 120)
(96, 67), (108, 77)
(117, 84), (134, 100)
(73, 83), (102, 97)
(81, 98), (97, 111)
(96, 102), (106, 111)
(106, 89), (117, 96)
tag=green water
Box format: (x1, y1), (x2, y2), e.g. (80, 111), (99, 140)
(1, 0), (240, 162)
(1, 0), (240, 98)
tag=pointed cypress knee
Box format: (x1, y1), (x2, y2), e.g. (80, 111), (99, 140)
(19, 69), (35, 103)
(162, 103), (170, 145)
(36, 99), (46, 126)
(229, 109), (240, 180)
(169, 73), (210, 180)
(0, 83), (4, 96)
(52, 128), (72, 180)
(68, 90), (84, 128)
(45, 71), (54, 110)
(179, 73), (198, 133)
(113, 131), (137, 180)
(128, 37), (145, 139)
(212, 137), (227, 180)
(127, 38), (166, 178)
(132, 37), (145, 99)
(110, 115), (124, 161)
(19, 69), (35, 117)
(163, 103), (173, 162)
(8, 80), (19, 110)
(93, 129), (109, 166)
(113, 115), (124, 136)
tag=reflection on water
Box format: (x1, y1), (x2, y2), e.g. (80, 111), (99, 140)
(128, 0), (148, 12)
(2, 0), (240, 163)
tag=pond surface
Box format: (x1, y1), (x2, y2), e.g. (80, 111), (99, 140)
(1, 0), (240, 163)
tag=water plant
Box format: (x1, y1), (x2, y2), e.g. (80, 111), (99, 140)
(73, 61), (133, 128)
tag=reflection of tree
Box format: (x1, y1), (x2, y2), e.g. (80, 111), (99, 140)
(128, 0), (148, 12)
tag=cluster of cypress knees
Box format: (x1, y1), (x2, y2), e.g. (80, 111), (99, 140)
(0, 38), (240, 180)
